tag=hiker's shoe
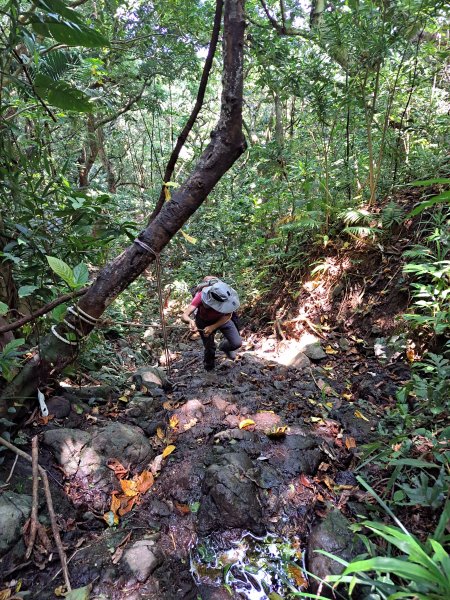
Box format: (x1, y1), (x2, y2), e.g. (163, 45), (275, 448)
(204, 363), (215, 371)
(224, 350), (237, 360)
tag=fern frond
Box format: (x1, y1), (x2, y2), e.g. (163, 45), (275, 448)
(381, 201), (404, 229)
(30, 50), (81, 82)
(343, 226), (381, 239)
(339, 208), (372, 225)
(403, 246), (434, 259)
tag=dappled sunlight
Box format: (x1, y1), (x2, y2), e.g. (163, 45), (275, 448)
(59, 435), (98, 478)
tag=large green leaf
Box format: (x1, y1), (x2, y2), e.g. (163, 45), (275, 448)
(343, 556), (442, 586)
(34, 74), (92, 113)
(2, 338), (25, 356)
(34, 0), (85, 25)
(0, 301), (9, 316)
(46, 255), (75, 288)
(407, 192), (450, 217)
(18, 285), (39, 298)
(30, 15), (108, 48)
(410, 179), (450, 186)
(73, 263), (89, 287)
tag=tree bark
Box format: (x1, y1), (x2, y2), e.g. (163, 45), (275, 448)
(97, 126), (117, 193)
(0, 0), (246, 419)
(78, 115), (98, 188)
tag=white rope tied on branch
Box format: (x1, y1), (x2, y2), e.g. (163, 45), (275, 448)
(67, 305), (98, 325)
(63, 319), (84, 338)
(50, 325), (78, 346)
(50, 304), (97, 346)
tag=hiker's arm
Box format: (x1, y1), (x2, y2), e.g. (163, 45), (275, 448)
(203, 314), (231, 336)
(182, 304), (197, 331)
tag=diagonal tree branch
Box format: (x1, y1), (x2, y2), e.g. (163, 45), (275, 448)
(0, 0), (247, 418)
(259, 0), (310, 37)
(0, 288), (88, 335)
(148, 0), (224, 222)
(93, 81), (149, 130)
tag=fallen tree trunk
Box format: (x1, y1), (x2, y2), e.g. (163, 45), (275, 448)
(0, 0), (246, 419)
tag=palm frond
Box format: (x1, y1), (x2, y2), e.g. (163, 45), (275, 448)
(343, 226), (381, 240)
(339, 208), (373, 225)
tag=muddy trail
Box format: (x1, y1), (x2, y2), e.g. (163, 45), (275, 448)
(0, 324), (410, 600)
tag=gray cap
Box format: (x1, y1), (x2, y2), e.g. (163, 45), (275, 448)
(201, 281), (240, 314)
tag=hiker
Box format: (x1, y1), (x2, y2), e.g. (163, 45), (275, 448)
(182, 280), (242, 371)
(190, 276), (241, 331)
(189, 275), (220, 297)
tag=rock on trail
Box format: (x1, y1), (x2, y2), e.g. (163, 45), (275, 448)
(43, 422), (154, 510)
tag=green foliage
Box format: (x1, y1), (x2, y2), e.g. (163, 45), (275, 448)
(402, 210), (449, 335)
(0, 339), (25, 382)
(34, 74), (93, 112)
(399, 351), (450, 412)
(303, 477), (450, 600)
(331, 521), (450, 599)
(381, 201), (405, 229)
(30, 0), (109, 48)
(46, 256), (89, 290)
(397, 468), (447, 509)
(407, 191), (450, 217)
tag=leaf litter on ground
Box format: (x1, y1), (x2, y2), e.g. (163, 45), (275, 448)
(103, 436), (180, 525)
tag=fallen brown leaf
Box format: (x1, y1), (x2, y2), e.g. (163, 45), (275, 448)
(118, 495), (137, 516)
(266, 425), (288, 439)
(183, 418), (198, 431)
(149, 453), (164, 475)
(136, 470), (154, 494)
(162, 445), (176, 458)
(174, 502), (191, 515)
(345, 437), (357, 449)
(288, 564), (307, 588)
(107, 459), (129, 479)
(322, 475), (336, 490)
(111, 532), (132, 564)
(120, 478), (139, 497)
(354, 410), (369, 421)
(300, 474), (313, 489)
(169, 415), (179, 429)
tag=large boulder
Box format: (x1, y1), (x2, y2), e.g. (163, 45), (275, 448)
(0, 491), (32, 556)
(46, 396), (71, 418)
(307, 510), (363, 597)
(268, 434), (324, 477)
(43, 422), (154, 510)
(197, 451), (264, 536)
(126, 393), (161, 420)
(303, 343), (327, 361)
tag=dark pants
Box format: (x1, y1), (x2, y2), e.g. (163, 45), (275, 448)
(195, 316), (242, 370)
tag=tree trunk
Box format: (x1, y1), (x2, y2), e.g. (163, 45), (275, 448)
(0, 0), (246, 419)
(78, 115), (98, 188)
(97, 126), (117, 193)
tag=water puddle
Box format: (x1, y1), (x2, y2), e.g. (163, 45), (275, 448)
(191, 532), (307, 599)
